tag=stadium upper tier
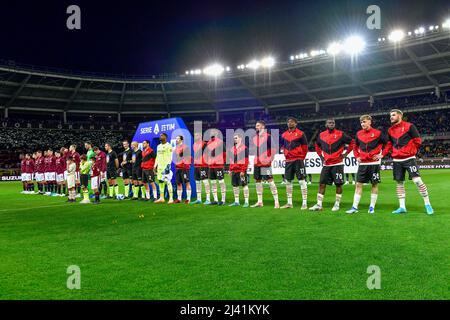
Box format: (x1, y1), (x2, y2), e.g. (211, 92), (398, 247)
(1, 32), (450, 118)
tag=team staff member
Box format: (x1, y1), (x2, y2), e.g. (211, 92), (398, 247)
(346, 115), (387, 215)
(310, 118), (354, 212)
(141, 140), (157, 201)
(131, 141), (143, 200)
(105, 143), (119, 198)
(120, 140), (133, 198)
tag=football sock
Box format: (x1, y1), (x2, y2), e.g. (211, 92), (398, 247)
(211, 180), (218, 202)
(243, 185), (249, 204)
(196, 181), (202, 201)
(317, 193), (324, 207)
(133, 185), (138, 198)
(109, 186), (114, 197)
(167, 183), (173, 201)
(83, 190), (89, 201)
(286, 181), (293, 205)
(335, 194), (342, 206)
(269, 181), (279, 204)
(352, 193), (361, 209)
(233, 186), (240, 203)
(95, 192), (100, 202)
(62, 186), (66, 195)
(203, 180), (210, 202)
(114, 185), (119, 196)
(413, 177), (431, 205)
(256, 182), (263, 203)
(396, 182), (406, 208)
(299, 180), (308, 205)
(219, 179), (226, 203)
(124, 184), (130, 197)
(177, 189), (182, 200)
(370, 193), (378, 208)
(145, 187), (150, 199)
(186, 189), (191, 202)
(158, 182), (165, 200)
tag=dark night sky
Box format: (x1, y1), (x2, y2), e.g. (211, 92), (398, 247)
(1, 0), (449, 75)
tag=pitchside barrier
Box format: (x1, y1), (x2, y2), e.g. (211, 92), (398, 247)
(247, 152), (359, 175)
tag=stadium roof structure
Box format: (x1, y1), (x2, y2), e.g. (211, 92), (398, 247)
(1, 32), (450, 120)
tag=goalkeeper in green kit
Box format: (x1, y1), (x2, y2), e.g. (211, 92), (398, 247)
(154, 133), (174, 204)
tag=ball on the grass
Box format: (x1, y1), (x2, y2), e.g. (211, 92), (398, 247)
(116, 194), (125, 200)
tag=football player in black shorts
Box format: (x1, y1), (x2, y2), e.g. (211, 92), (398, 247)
(191, 132), (211, 204)
(228, 134), (250, 207)
(346, 115), (387, 215)
(130, 141), (143, 200)
(120, 140), (133, 199)
(310, 119), (354, 212)
(378, 109), (433, 215)
(105, 143), (119, 198)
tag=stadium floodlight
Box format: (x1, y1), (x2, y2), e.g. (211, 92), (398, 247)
(443, 19), (450, 29)
(388, 30), (405, 43)
(225, 66), (231, 72)
(343, 36), (366, 55)
(415, 27), (425, 35)
(327, 42), (342, 56)
(290, 55), (295, 61)
(247, 60), (260, 70)
(203, 63), (224, 77)
(194, 69), (202, 75)
(407, 31), (412, 36)
(429, 25), (435, 31)
(261, 56), (275, 68)
(185, 71), (189, 75)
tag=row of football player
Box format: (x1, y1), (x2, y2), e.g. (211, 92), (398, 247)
(19, 109), (433, 214)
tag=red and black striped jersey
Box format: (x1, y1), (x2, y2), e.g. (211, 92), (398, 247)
(354, 127), (387, 164)
(382, 121), (421, 161)
(281, 128), (308, 162)
(175, 144), (192, 170)
(315, 129), (354, 166)
(252, 131), (275, 167)
(193, 140), (207, 168)
(205, 137), (226, 169)
(228, 144), (249, 173)
(141, 147), (156, 170)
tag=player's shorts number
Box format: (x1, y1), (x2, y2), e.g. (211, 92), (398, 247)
(409, 166), (418, 173)
(336, 173), (343, 180)
(372, 173), (380, 181)
(217, 171), (224, 179)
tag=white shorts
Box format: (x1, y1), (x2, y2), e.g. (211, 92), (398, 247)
(56, 173), (65, 183)
(64, 170), (68, 180)
(67, 176), (76, 189)
(21, 173), (27, 182)
(91, 176), (100, 190)
(35, 173), (45, 182)
(45, 172), (56, 181)
(75, 171), (80, 182)
(100, 171), (106, 182)
(23, 173), (32, 181)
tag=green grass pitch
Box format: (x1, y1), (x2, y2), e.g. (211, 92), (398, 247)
(0, 170), (449, 300)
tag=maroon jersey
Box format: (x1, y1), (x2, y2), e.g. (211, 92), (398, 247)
(69, 151), (81, 171)
(91, 161), (101, 177)
(55, 157), (66, 175)
(193, 140), (207, 168)
(25, 159), (35, 174)
(281, 128), (308, 162)
(21, 159), (26, 173)
(252, 131), (275, 167)
(315, 129), (355, 166)
(175, 144), (191, 170)
(35, 156), (45, 173)
(382, 121), (422, 160)
(228, 144), (249, 173)
(354, 127), (387, 164)
(44, 156), (56, 172)
(95, 151), (107, 172)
